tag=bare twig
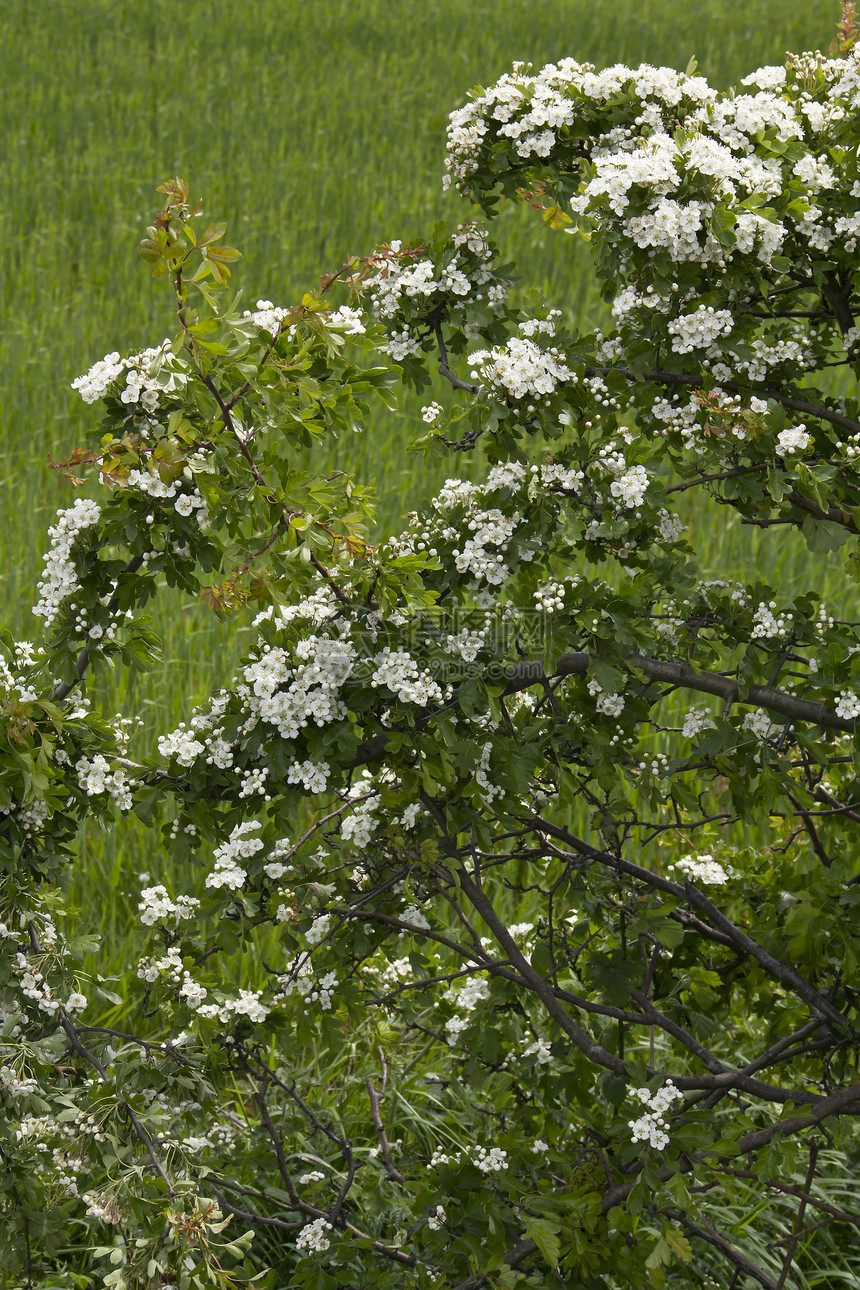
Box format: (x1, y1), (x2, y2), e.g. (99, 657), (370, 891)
(663, 1210), (780, 1290)
(59, 1013), (176, 1196)
(775, 1141), (819, 1290)
(366, 1075), (406, 1183)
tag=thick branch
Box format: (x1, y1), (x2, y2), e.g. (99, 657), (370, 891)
(600, 1081), (860, 1213)
(353, 647), (853, 769)
(450, 1239), (539, 1290)
(528, 815), (850, 1029)
(455, 866), (626, 1075)
(663, 1210), (779, 1290)
(720, 1164), (860, 1233)
(734, 1082), (860, 1153)
(821, 272), (855, 337)
(785, 488), (859, 535)
(586, 363), (860, 437)
(538, 651), (854, 735)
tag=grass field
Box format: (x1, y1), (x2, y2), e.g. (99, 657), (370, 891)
(0, 0), (839, 943)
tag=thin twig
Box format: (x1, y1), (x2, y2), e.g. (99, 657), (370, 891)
(775, 1141), (819, 1290)
(366, 1077), (406, 1183)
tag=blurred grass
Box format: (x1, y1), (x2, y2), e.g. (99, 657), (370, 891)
(0, 0), (842, 952)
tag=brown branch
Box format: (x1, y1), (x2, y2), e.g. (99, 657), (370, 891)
(438, 361), (481, 394)
(254, 1082), (301, 1207)
(210, 1188), (299, 1231)
(714, 1020), (824, 1089)
(353, 648), (854, 769)
(666, 461), (773, 494)
(528, 814), (849, 1029)
(785, 488), (859, 535)
(211, 1180), (421, 1269)
(720, 1164), (860, 1233)
(821, 272), (855, 337)
(770, 1212), (848, 1246)
(309, 554), (352, 607)
(123, 1103), (177, 1197)
(775, 1141), (819, 1290)
(59, 1014), (175, 1195)
(786, 792), (832, 867)
(663, 1210), (779, 1290)
(542, 651), (855, 735)
(630, 991), (725, 1075)
(198, 371), (271, 491)
(450, 1238), (539, 1290)
(433, 316), (480, 394)
(600, 1082), (860, 1215)
(366, 1076), (406, 1183)
(585, 363), (860, 437)
(454, 865), (626, 1075)
(733, 1082), (860, 1154)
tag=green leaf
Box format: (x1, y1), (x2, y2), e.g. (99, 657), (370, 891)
(541, 203), (573, 231)
(801, 515), (851, 553)
(645, 1237), (672, 1270)
(522, 1215), (562, 1268)
(197, 221), (228, 247)
(597, 1071), (628, 1106)
(207, 244), (242, 263)
(710, 204), (737, 246)
(664, 1225), (692, 1262)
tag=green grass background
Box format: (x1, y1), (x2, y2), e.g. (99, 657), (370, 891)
(0, 0), (840, 930)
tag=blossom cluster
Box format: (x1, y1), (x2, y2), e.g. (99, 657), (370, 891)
(239, 633), (356, 740)
(668, 854), (732, 886)
(429, 1142), (509, 1173)
(72, 340), (188, 413)
(469, 316), (573, 401)
(32, 498), (102, 627)
(121, 468), (211, 529)
(0, 644), (42, 706)
(445, 51), (858, 285)
(76, 755), (132, 812)
(138, 885), (201, 927)
(439, 46), (860, 504)
(628, 1080), (683, 1150)
(444, 974), (490, 1044)
(295, 1217), (332, 1255)
(366, 224), (506, 336)
(281, 958), (339, 1013)
(206, 821), (264, 891)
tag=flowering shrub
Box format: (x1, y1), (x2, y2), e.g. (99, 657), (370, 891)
(4, 23), (860, 1288)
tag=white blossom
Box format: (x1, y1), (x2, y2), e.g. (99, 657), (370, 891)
(628, 1079), (683, 1149)
(469, 333), (573, 400)
(33, 499), (101, 627)
(206, 822), (264, 891)
(428, 1205), (447, 1230)
(835, 690), (860, 720)
(775, 425), (811, 456)
(473, 1145), (508, 1173)
(669, 853), (732, 885)
(681, 707), (716, 738)
(401, 904), (430, 931)
(296, 1217), (332, 1254)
